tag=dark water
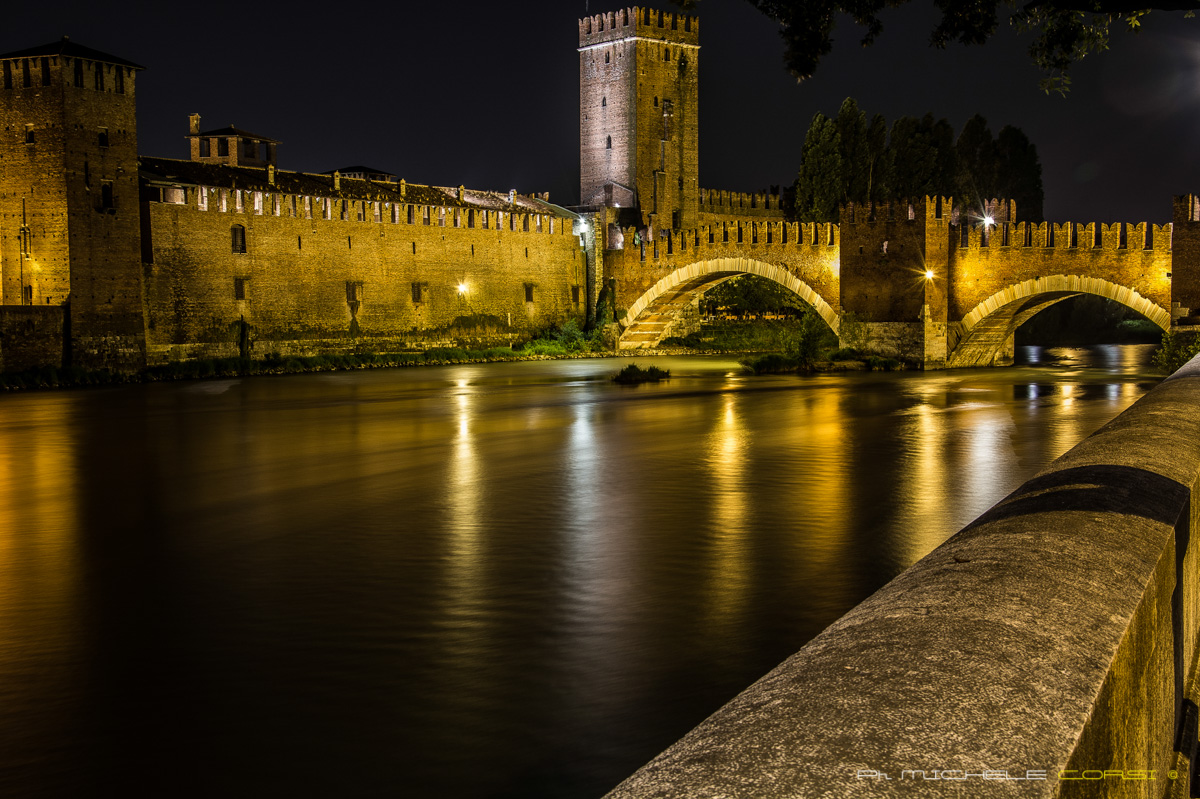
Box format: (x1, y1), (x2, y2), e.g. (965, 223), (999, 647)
(0, 345), (1162, 798)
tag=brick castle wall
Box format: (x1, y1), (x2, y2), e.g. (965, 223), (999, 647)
(142, 180), (585, 362)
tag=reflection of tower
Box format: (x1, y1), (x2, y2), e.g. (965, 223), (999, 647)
(0, 38), (147, 369)
(578, 7), (699, 231)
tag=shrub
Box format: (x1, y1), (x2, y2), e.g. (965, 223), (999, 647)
(612, 363), (670, 384)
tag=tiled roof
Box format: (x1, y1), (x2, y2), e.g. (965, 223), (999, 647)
(0, 37), (144, 69)
(190, 126), (280, 143)
(139, 157), (575, 218)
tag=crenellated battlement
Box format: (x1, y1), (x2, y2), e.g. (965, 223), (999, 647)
(608, 218), (840, 262)
(578, 6), (699, 48)
(699, 188), (784, 216)
(953, 218), (1172, 252)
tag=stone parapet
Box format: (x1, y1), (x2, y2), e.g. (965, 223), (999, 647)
(607, 354), (1200, 798)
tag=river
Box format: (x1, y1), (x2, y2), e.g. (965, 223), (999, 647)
(0, 345), (1162, 798)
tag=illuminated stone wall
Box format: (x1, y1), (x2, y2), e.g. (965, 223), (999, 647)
(142, 177), (586, 362)
(0, 48), (147, 370)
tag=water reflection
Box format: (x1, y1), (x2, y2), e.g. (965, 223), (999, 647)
(0, 346), (1163, 799)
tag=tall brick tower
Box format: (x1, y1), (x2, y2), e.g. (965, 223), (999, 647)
(579, 7), (699, 232)
(0, 38), (147, 369)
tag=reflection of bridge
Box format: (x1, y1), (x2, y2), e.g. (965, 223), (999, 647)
(601, 195), (1198, 368)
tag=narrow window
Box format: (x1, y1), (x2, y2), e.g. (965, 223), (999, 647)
(235, 190), (244, 212)
(234, 278), (247, 300)
(572, 286), (581, 307)
(101, 182), (114, 210)
(231, 224), (246, 253)
(253, 191), (263, 214)
(412, 282), (423, 303)
(374, 202), (382, 223)
(197, 187), (208, 211)
(423, 206), (430, 225)
(606, 135), (611, 149)
(467, 209), (475, 228)
(605, 51), (610, 64)
(524, 283), (534, 302)
(454, 209), (461, 228)
(664, 48), (670, 61)
(1145, 225), (1155, 250)
(22, 285), (33, 305)
(438, 207), (446, 227)
(198, 137), (210, 157)
(220, 189), (228, 212)
(24, 124), (34, 144)
(601, 96), (606, 107)
(304, 196), (312, 219)
(523, 215), (530, 232)
(218, 138), (229, 157)
(347, 236), (352, 249)
(346, 281), (363, 303)
(407, 204), (414, 224)
(73, 59), (83, 87)
(298, 236), (302, 250)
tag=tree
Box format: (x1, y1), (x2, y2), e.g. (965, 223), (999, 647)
(953, 114), (1000, 206)
(864, 113), (891, 203)
(793, 113), (843, 222)
(996, 125), (1045, 221)
(676, 1), (1195, 93)
(836, 98), (869, 203)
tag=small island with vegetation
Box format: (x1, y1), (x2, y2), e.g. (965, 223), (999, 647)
(612, 364), (670, 384)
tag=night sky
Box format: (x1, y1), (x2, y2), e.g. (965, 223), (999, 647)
(7, 0), (1199, 222)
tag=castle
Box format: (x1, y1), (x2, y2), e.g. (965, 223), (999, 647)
(2, 9), (1198, 373)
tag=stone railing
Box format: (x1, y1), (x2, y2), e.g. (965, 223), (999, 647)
(606, 354), (1200, 798)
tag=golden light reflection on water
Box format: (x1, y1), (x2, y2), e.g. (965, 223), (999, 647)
(902, 402), (950, 564)
(0, 396), (82, 759)
(444, 387), (483, 615)
(703, 392), (750, 629)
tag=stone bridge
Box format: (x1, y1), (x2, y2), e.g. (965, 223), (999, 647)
(599, 195), (1200, 368)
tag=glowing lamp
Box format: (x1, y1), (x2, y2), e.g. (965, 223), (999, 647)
(457, 283), (468, 294)
(983, 215), (995, 227)
(924, 270), (934, 280)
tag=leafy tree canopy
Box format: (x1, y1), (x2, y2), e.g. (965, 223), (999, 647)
(674, 0), (1195, 93)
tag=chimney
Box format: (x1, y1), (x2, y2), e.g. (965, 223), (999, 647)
(267, 164), (276, 185)
(399, 179), (406, 199)
(189, 113), (201, 136)
(333, 171), (341, 191)
(458, 185), (465, 202)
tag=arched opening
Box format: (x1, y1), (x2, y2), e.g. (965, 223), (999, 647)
(947, 275), (1169, 368)
(618, 258), (838, 349)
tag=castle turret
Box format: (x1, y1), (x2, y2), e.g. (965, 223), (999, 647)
(187, 115), (278, 168)
(579, 6), (699, 231)
(0, 37), (147, 369)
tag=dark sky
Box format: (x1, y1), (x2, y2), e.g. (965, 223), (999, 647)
(7, 1), (1199, 222)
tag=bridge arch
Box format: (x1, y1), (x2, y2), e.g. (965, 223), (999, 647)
(948, 274), (1170, 368)
(619, 257), (838, 349)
